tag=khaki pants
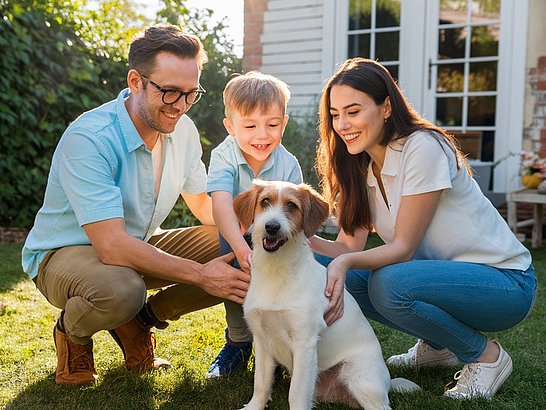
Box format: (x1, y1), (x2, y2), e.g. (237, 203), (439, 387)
(35, 226), (223, 344)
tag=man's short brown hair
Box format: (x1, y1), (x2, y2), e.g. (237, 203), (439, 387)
(128, 25), (207, 75)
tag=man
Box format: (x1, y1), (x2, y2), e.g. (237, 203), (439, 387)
(21, 25), (250, 385)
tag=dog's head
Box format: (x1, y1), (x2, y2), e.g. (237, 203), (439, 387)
(233, 180), (330, 252)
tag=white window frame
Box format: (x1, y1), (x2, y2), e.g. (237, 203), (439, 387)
(330, 0), (528, 192)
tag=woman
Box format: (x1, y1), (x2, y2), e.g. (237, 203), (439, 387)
(310, 57), (537, 399)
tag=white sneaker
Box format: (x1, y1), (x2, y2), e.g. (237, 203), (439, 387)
(386, 339), (461, 368)
(443, 340), (513, 400)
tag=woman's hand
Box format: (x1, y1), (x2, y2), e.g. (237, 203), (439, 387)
(323, 254), (350, 326)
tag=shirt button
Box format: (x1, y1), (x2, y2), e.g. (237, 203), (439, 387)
(140, 146), (145, 151)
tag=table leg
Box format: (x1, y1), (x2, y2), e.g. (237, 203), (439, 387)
(532, 203), (543, 248)
(507, 200), (517, 234)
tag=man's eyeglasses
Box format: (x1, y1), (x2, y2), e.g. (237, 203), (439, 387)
(140, 75), (206, 105)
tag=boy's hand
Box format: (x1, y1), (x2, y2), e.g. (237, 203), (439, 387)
(235, 246), (252, 274)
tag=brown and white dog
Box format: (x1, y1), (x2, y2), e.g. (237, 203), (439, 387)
(233, 180), (418, 410)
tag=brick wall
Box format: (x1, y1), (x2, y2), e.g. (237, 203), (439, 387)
(243, 0), (268, 72)
(527, 56), (546, 157)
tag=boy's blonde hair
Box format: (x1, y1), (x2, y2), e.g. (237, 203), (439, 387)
(223, 71), (291, 119)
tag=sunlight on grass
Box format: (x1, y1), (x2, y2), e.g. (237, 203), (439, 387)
(1, 242), (545, 409)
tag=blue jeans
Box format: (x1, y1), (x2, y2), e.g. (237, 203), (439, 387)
(314, 254), (537, 363)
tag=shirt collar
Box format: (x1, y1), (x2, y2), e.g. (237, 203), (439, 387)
(366, 138), (406, 186)
(230, 136), (276, 175)
(116, 88), (147, 153)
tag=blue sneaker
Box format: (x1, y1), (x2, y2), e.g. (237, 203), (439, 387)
(206, 342), (252, 378)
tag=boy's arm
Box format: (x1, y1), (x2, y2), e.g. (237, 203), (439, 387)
(211, 190), (252, 273)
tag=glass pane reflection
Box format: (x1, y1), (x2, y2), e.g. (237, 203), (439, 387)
(440, 0), (467, 25)
(468, 96), (496, 126)
(471, 25), (499, 57)
(437, 63), (464, 93)
(376, 0), (401, 28)
(376, 31), (399, 61)
(438, 27), (467, 59)
(436, 97), (463, 127)
(471, 0), (500, 23)
(348, 33), (371, 58)
(349, 0), (371, 30)
(469, 61), (497, 91)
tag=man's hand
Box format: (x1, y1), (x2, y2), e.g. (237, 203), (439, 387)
(199, 253), (251, 304)
(323, 255), (349, 326)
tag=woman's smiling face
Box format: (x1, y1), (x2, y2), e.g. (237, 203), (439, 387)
(329, 84), (390, 156)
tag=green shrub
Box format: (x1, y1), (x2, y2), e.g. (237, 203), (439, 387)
(0, 1), (127, 228)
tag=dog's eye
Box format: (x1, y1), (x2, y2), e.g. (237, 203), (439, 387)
(260, 198), (270, 208)
(286, 201), (298, 210)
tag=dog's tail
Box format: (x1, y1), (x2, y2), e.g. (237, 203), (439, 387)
(390, 377), (421, 393)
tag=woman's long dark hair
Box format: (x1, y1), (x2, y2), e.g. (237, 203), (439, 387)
(316, 58), (470, 235)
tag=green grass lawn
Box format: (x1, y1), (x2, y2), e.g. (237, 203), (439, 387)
(1, 241), (544, 410)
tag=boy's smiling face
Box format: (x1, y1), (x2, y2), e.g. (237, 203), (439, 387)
(223, 104), (289, 175)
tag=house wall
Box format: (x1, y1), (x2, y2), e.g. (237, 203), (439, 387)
(524, 0), (546, 156)
(243, 0), (326, 117)
(243, 0), (269, 72)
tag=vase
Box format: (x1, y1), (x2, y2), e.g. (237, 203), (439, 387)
(521, 174), (543, 189)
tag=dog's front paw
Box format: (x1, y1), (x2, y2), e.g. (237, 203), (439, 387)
(239, 397), (267, 410)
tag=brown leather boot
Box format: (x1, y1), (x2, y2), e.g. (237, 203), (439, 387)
(109, 318), (171, 373)
(54, 326), (98, 385)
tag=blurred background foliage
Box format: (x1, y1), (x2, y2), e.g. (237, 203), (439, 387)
(0, 0), (318, 230)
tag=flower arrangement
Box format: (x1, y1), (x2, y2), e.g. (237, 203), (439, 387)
(520, 151), (546, 188)
(520, 151), (546, 176)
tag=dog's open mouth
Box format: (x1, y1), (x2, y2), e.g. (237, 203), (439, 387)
(262, 236), (287, 252)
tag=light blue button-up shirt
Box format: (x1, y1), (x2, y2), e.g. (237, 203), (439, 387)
(207, 135), (303, 196)
(22, 88), (207, 279)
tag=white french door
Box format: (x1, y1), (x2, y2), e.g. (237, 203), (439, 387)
(334, 0), (528, 192)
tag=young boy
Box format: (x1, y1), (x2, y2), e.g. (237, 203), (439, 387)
(206, 72), (303, 377)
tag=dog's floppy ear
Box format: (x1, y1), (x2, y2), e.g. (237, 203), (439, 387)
(299, 184), (330, 237)
(233, 182), (263, 230)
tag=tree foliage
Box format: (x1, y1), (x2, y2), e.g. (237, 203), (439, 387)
(0, 0), (241, 228)
(0, 0), (128, 227)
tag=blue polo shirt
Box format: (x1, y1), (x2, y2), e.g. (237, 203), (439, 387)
(207, 135), (303, 196)
(22, 88), (207, 279)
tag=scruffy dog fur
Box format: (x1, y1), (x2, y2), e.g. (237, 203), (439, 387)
(234, 180), (418, 410)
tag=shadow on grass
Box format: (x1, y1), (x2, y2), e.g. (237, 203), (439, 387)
(0, 243), (27, 293)
(5, 366), (158, 410)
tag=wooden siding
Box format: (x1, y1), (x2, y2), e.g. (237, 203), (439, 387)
(259, 0), (325, 115)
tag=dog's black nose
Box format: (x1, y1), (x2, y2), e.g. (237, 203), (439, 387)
(265, 220), (281, 235)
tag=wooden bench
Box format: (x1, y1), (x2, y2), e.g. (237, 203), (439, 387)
(506, 188), (546, 248)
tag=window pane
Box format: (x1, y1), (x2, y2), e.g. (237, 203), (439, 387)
(376, 0), (401, 28)
(468, 96), (496, 126)
(375, 31), (399, 61)
(349, 0), (371, 30)
(437, 63), (464, 93)
(385, 64), (398, 81)
(471, 0), (500, 23)
(470, 25), (499, 57)
(469, 61), (497, 91)
(348, 33), (371, 58)
(438, 27), (467, 59)
(452, 131), (483, 160)
(439, 0), (467, 25)
(436, 97), (463, 126)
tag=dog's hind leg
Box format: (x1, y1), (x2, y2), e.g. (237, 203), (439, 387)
(241, 340), (275, 410)
(341, 361), (392, 410)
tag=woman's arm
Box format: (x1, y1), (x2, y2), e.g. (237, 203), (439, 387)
(335, 189), (442, 272)
(309, 226), (368, 257)
(323, 189), (442, 325)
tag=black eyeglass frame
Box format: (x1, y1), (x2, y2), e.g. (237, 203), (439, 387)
(140, 75), (206, 105)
